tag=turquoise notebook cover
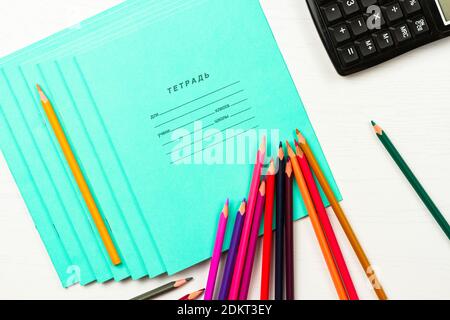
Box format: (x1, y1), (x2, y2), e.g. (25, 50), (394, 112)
(0, 0), (173, 285)
(1, 0), (224, 285)
(50, 0), (342, 274)
(0, 0), (341, 283)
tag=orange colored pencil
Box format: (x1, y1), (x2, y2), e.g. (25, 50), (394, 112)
(286, 141), (348, 300)
(261, 159), (275, 300)
(296, 129), (387, 300)
(37, 84), (121, 265)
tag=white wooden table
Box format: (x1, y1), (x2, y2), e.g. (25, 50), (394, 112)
(0, 0), (449, 300)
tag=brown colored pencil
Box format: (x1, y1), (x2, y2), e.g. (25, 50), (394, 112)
(296, 129), (387, 300)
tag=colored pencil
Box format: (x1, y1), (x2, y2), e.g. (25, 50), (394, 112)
(372, 121), (450, 240)
(131, 277), (193, 300)
(36, 85), (121, 265)
(275, 142), (286, 300)
(218, 200), (246, 300)
(229, 137), (266, 299)
(286, 141), (348, 300)
(284, 159), (294, 300)
(296, 129), (387, 300)
(179, 288), (205, 301)
(205, 199), (229, 300)
(295, 141), (359, 300)
(239, 181), (266, 300)
(260, 160), (275, 300)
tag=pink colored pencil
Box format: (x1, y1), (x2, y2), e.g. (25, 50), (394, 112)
(204, 199), (229, 300)
(228, 137), (266, 299)
(239, 181), (266, 300)
(295, 141), (359, 300)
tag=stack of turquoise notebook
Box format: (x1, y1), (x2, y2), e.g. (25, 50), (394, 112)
(0, 0), (341, 287)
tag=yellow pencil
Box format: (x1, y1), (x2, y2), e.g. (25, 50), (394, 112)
(37, 84), (121, 266)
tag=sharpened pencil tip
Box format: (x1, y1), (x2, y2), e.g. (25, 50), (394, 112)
(371, 120), (376, 126)
(259, 136), (266, 153)
(285, 159), (293, 178)
(279, 141), (283, 148)
(186, 277), (194, 282)
(295, 129), (306, 144)
(36, 84), (48, 102)
(259, 180), (266, 196)
(239, 200), (246, 214)
(267, 158), (275, 175)
(222, 199), (229, 217)
(372, 122), (383, 135)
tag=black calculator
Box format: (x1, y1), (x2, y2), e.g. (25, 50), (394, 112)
(307, 0), (450, 75)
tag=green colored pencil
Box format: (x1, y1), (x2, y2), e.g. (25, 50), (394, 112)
(131, 277), (193, 300)
(372, 121), (450, 240)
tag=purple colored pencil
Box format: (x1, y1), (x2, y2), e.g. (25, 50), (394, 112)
(239, 181), (266, 300)
(204, 199), (229, 300)
(217, 200), (247, 300)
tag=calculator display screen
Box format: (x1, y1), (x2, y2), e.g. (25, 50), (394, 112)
(436, 0), (450, 25)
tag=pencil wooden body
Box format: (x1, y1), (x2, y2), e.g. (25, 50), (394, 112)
(261, 164), (275, 300)
(284, 160), (294, 300)
(375, 128), (450, 240)
(239, 182), (266, 300)
(297, 131), (387, 300)
(287, 142), (348, 300)
(205, 201), (229, 300)
(275, 152), (286, 300)
(37, 85), (121, 265)
(218, 202), (246, 300)
(298, 151), (359, 300)
(229, 139), (265, 299)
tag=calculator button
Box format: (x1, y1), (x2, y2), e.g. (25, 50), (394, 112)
(373, 30), (394, 50)
(391, 24), (412, 43)
(348, 16), (368, 36)
(337, 45), (359, 65)
(399, 0), (421, 15)
(329, 24), (352, 44)
(383, 3), (404, 23)
(356, 38), (377, 57)
(338, 0), (360, 16)
(323, 4), (343, 23)
(408, 16), (429, 35)
(361, 0), (378, 8)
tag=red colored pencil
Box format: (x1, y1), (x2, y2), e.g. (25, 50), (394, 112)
(179, 288), (205, 301)
(295, 141), (359, 300)
(261, 159), (275, 300)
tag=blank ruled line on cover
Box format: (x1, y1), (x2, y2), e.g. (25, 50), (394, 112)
(151, 80), (241, 120)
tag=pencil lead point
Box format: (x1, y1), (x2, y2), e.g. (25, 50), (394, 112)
(371, 120), (376, 126)
(279, 141), (283, 148)
(186, 277), (194, 282)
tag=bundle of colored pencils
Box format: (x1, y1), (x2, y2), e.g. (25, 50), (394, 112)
(204, 132), (387, 300)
